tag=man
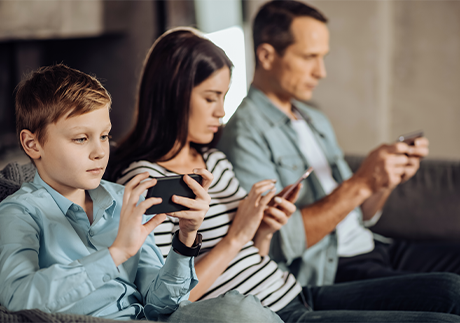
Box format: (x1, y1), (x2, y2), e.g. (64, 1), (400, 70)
(218, 0), (460, 286)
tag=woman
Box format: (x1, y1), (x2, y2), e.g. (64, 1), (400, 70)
(108, 27), (460, 322)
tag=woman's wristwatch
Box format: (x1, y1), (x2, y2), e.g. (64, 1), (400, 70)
(172, 230), (202, 257)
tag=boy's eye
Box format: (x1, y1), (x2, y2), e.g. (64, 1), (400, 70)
(73, 137), (87, 143)
(101, 134), (112, 141)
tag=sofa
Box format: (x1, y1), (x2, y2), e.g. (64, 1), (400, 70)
(1, 157), (460, 322)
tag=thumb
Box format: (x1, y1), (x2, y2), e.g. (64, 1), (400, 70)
(143, 213), (167, 232)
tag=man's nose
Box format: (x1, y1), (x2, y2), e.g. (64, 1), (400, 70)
(314, 58), (327, 79)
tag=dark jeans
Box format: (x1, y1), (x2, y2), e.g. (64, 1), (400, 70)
(335, 240), (460, 283)
(276, 273), (460, 322)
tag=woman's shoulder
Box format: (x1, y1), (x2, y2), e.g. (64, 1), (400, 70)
(203, 148), (234, 172)
(116, 160), (172, 184)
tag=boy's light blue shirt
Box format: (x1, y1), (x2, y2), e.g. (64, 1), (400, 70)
(218, 86), (358, 286)
(0, 172), (198, 320)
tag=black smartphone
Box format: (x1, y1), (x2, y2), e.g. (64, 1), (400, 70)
(397, 130), (424, 145)
(145, 174), (203, 215)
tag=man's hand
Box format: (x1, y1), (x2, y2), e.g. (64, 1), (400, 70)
(109, 172), (167, 267)
(401, 137), (429, 182)
(167, 169), (213, 247)
(354, 143), (411, 193)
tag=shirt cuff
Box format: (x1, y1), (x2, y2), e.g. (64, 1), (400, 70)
(78, 248), (120, 289)
(162, 248), (198, 287)
(363, 209), (383, 227)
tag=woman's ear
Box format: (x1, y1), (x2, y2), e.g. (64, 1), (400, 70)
(20, 129), (41, 160)
(256, 43), (277, 71)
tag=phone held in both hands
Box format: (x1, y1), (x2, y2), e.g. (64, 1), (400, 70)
(279, 166), (314, 199)
(145, 174), (203, 215)
(397, 130), (424, 146)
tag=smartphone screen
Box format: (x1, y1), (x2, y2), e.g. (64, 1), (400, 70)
(145, 174), (203, 214)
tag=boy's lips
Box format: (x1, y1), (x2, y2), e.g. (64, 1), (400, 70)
(87, 167), (104, 174)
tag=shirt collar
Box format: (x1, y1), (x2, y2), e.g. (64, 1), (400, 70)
(33, 171), (116, 217)
(247, 85), (314, 127)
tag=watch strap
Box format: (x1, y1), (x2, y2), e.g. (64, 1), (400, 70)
(172, 230), (202, 257)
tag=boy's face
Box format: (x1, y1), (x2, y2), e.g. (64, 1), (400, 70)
(35, 106), (111, 198)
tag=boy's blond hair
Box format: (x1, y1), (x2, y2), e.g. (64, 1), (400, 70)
(15, 64), (111, 146)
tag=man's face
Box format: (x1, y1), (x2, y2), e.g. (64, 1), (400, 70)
(271, 17), (329, 102)
(35, 106), (112, 198)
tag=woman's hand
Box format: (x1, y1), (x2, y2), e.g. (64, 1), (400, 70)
(253, 183), (302, 255)
(225, 179), (278, 250)
(109, 172), (167, 266)
(167, 168), (213, 247)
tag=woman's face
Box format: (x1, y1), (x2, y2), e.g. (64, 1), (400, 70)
(188, 66), (230, 145)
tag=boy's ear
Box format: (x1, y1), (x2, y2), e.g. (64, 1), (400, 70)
(20, 129), (42, 160)
(256, 43), (277, 71)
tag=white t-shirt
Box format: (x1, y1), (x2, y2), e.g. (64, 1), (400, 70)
(291, 117), (375, 257)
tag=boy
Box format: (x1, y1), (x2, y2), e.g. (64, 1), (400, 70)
(0, 64), (212, 321)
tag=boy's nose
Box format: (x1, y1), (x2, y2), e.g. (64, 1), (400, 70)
(90, 143), (106, 160)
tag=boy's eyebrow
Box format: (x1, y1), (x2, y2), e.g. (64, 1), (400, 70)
(68, 123), (112, 131)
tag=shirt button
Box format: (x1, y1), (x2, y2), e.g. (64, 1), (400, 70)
(103, 274), (111, 282)
(89, 230), (94, 236)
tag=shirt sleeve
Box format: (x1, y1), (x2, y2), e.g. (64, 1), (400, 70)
(135, 231), (198, 320)
(0, 202), (120, 313)
(218, 119), (307, 265)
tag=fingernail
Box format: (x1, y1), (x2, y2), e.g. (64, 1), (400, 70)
(274, 197), (283, 204)
(193, 169), (199, 173)
(271, 179), (277, 183)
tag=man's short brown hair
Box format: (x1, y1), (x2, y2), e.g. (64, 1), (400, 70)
(15, 64), (111, 146)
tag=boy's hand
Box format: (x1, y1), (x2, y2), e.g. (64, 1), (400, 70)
(109, 172), (166, 267)
(167, 169), (213, 247)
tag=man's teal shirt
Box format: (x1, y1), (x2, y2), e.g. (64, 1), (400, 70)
(218, 86), (360, 286)
(0, 172), (198, 320)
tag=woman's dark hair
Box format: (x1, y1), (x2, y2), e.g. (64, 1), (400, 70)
(253, 1), (328, 66)
(107, 28), (233, 181)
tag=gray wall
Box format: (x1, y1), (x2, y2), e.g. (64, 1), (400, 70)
(245, 0), (460, 160)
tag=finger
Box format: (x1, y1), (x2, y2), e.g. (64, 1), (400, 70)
(136, 197), (162, 215)
(407, 145), (429, 157)
(143, 213), (167, 232)
(171, 195), (209, 213)
(265, 206), (288, 221)
(193, 168), (214, 190)
(248, 181), (277, 200)
(129, 178), (158, 206)
(261, 213), (283, 230)
(271, 197), (296, 215)
(123, 172), (150, 205)
(259, 187), (277, 208)
(183, 174), (209, 201)
(389, 142), (410, 154)
(388, 154), (409, 166)
(414, 137), (429, 147)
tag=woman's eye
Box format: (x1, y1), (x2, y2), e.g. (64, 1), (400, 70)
(73, 137), (87, 143)
(206, 98), (217, 103)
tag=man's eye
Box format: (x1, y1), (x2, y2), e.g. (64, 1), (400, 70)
(73, 138), (87, 143)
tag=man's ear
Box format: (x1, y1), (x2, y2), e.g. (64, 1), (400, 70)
(256, 43), (277, 71)
(20, 129), (42, 160)
(256, 43), (277, 70)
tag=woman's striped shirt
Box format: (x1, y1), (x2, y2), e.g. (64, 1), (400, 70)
(117, 149), (301, 312)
